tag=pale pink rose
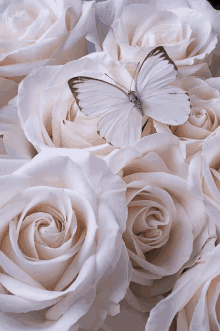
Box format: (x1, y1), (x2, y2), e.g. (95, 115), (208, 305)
(0, 0), (99, 83)
(96, 0), (219, 75)
(0, 149), (131, 331)
(154, 76), (220, 160)
(105, 133), (213, 312)
(145, 242), (220, 331)
(0, 52), (156, 158)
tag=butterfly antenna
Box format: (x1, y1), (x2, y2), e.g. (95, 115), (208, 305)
(130, 62), (140, 91)
(105, 73), (129, 92)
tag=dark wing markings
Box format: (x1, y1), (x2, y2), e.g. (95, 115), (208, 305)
(68, 76), (128, 113)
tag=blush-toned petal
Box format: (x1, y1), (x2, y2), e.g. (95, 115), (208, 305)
(145, 243), (220, 331)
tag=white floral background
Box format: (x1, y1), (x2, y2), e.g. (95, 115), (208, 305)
(0, 0), (220, 330)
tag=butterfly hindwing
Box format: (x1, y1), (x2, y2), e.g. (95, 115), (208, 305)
(98, 104), (142, 149)
(68, 76), (142, 148)
(142, 86), (191, 125)
(136, 46), (191, 124)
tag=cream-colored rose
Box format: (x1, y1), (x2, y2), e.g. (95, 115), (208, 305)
(172, 78), (220, 139)
(96, 0), (219, 74)
(0, 0), (98, 83)
(154, 77), (220, 160)
(96, 0), (219, 71)
(145, 242), (220, 331)
(0, 52), (155, 158)
(0, 149), (131, 331)
(105, 133), (214, 312)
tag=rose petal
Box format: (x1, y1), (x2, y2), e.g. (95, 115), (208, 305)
(0, 293), (59, 313)
(0, 159), (27, 176)
(145, 244), (220, 331)
(0, 100), (36, 159)
(171, 8), (212, 56)
(0, 251), (44, 290)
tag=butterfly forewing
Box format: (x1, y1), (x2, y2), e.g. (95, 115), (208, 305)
(68, 76), (143, 148)
(68, 76), (128, 116)
(136, 46), (191, 124)
(136, 46), (178, 96)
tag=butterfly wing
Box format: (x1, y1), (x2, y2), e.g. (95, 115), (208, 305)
(97, 104), (142, 148)
(136, 46), (191, 125)
(68, 76), (142, 148)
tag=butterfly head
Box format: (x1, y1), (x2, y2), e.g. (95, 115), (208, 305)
(128, 91), (143, 115)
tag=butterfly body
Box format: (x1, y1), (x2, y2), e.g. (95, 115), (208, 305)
(68, 46), (191, 148)
(128, 91), (143, 115)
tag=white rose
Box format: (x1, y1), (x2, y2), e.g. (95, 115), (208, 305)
(0, 148), (131, 331)
(105, 133), (212, 312)
(96, 0), (219, 71)
(154, 76), (220, 160)
(0, 52), (155, 159)
(0, 0), (98, 82)
(145, 242), (220, 331)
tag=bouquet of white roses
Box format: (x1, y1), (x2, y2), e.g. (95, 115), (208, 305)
(0, 0), (220, 330)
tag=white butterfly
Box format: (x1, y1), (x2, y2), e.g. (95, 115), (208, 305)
(68, 46), (191, 148)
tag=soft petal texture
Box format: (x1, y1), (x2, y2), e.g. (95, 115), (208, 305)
(0, 148), (131, 331)
(106, 133), (188, 179)
(0, 0), (100, 82)
(96, 0), (189, 27)
(105, 133), (213, 313)
(154, 76), (220, 161)
(145, 241), (220, 331)
(96, 0), (218, 72)
(0, 158), (27, 175)
(190, 136), (220, 212)
(0, 97), (36, 159)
